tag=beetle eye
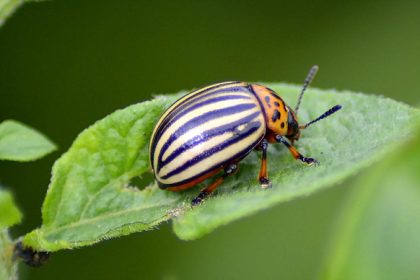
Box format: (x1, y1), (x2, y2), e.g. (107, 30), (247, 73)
(287, 110), (298, 136)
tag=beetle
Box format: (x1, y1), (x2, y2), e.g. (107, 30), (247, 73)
(149, 66), (341, 206)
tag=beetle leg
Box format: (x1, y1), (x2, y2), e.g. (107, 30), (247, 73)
(258, 139), (271, 189)
(191, 163), (238, 206)
(275, 135), (319, 165)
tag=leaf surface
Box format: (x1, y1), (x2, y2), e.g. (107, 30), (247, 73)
(23, 97), (186, 251)
(321, 127), (420, 280)
(0, 0), (24, 27)
(0, 120), (56, 162)
(0, 0), (45, 27)
(23, 84), (420, 250)
(0, 188), (22, 228)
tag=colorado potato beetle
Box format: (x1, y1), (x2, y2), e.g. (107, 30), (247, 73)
(150, 66), (341, 206)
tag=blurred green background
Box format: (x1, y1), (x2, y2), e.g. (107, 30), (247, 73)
(1, 0), (420, 279)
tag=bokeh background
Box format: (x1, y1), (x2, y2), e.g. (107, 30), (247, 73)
(1, 0), (420, 279)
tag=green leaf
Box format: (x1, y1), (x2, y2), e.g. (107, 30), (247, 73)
(321, 128), (420, 280)
(23, 97), (185, 251)
(0, 189), (22, 228)
(0, 0), (44, 27)
(23, 84), (420, 251)
(0, 120), (56, 162)
(0, 0), (23, 27)
(0, 189), (22, 280)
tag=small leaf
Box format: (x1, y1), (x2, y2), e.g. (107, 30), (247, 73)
(0, 188), (22, 228)
(0, 120), (56, 162)
(321, 127), (420, 280)
(0, 0), (43, 27)
(23, 84), (420, 251)
(0, 189), (22, 280)
(0, 0), (24, 27)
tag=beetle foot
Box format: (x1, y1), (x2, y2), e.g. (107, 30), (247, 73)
(191, 197), (203, 207)
(301, 157), (319, 166)
(259, 178), (272, 189)
(191, 192), (207, 207)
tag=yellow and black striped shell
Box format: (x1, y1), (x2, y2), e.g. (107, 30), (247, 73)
(149, 81), (291, 190)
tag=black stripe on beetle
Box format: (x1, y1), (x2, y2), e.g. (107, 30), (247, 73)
(160, 124), (261, 180)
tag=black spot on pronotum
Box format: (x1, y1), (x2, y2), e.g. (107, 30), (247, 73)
(281, 122), (285, 128)
(14, 241), (50, 267)
(274, 101), (280, 107)
(272, 110), (281, 122)
(264, 96), (271, 107)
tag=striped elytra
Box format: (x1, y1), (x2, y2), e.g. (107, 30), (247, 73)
(149, 66), (342, 205)
(150, 81), (289, 189)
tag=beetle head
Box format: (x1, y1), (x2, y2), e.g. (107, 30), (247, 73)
(286, 107), (301, 142)
(289, 65), (342, 142)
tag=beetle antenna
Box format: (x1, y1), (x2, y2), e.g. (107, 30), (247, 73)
(299, 105), (342, 129)
(295, 65), (319, 115)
